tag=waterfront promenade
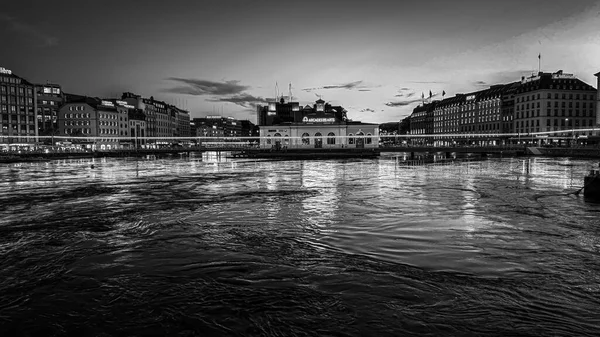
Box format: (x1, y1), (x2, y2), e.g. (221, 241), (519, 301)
(3, 144), (600, 163)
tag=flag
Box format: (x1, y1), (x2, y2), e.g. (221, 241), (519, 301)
(429, 90), (432, 98)
(442, 90), (446, 97)
(538, 53), (541, 59)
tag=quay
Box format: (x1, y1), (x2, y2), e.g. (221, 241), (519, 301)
(3, 145), (600, 163)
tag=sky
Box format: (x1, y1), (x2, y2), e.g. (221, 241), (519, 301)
(1, 0), (599, 123)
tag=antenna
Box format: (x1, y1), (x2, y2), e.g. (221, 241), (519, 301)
(289, 83), (292, 102)
(275, 82), (279, 102)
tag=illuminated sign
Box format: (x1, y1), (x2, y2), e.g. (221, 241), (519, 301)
(268, 102), (276, 111)
(101, 100), (114, 107)
(123, 104), (135, 109)
(116, 100), (128, 106)
(302, 116), (336, 123)
(0, 67), (12, 75)
(206, 115), (222, 119)
(466, 95), (476, 101)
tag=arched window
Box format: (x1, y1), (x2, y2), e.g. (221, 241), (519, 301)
(302, 132), (310, 145)
(366, 133), (372, 144)
(348, 133), (354, 145)
(327, 132), (336, 145)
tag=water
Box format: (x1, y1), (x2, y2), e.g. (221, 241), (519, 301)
(1, 154), (599, 336)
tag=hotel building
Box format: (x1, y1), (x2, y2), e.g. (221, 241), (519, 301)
(411, 70), (597, 145)
(0, 67), (38, 150)
(256, 98), (379, 149)
(514, 70), (596, 135)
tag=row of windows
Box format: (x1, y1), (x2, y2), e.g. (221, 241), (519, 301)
(64, 121), (90, 126)
(0, 96), (34, 105)
(517, 92), (595, 102)
(516, 109), (594, 119)
(0, 76), (23, 84)
(1, 106), (34, 113)
(64, 113), (91, 119)
(1, 124), (35, 131)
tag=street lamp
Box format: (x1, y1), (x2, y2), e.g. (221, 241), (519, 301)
(564, 118), (571, 147)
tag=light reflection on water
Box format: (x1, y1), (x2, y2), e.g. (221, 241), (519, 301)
(1, 155), (600, 336)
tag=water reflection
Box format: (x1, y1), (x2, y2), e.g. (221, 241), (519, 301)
(2, 156), (600, 336)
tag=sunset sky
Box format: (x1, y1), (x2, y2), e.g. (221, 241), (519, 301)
(1, 0), (599, 123)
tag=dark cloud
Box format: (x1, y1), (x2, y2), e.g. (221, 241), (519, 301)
(473, 80), (487, 86)
(0, 14), (58, 47)
(360, 108), (375, 113)
(206, 93), (267, 109)
(399, 87), (411, 91)
(302, 80), (376, 92)
(165, 78), (250, 96)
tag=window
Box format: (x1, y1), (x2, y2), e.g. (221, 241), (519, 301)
(301, 132), (310, 145)
(366, 133), (372, 144)
(327, 132), (336, 145)
(348, 133), (354, 145)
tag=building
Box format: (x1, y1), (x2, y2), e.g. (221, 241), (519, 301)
(410, 69), (598, 146)
(35, 83), (64, 137)
(58, 97), (131, 150)
(192, 116), (241, 138)
(122, 92), (188, 147)
(240, 120), (259, 138)
(256, 97), (378, 149)
(514, 71), (596, 141)
(168, 105), (190, 138)
(0, 66), (38, 150)
(128, 108), (147, 148)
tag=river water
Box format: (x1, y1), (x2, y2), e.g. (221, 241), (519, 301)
(0, 154), (599, 336)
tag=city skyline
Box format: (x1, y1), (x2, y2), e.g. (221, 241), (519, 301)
(1, 0), (599, 123)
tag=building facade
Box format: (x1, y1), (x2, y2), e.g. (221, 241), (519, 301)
(35, 83), (64, 138)
(410, 70), (598, 146)
(257, 98), (378, 149)
(0, 67), (38, 150)
(514, 71), (596, 137)
(58, 97), (133, 150)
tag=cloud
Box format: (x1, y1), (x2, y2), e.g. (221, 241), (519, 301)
(302, 80), (376, 92)
(386, 92), (439, 107)
(395, 91), (416, 98)
(0, 14), (58, 47)
(164, 78), (250, 96)
(206, 93), (267, 109)
(360, 108), (375, 113)
(406, 81), (448, 84)
(385, 99), (422, 107)
(473, 80), (487, 86)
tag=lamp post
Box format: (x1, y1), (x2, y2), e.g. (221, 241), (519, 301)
(565, 118), (569, 147)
